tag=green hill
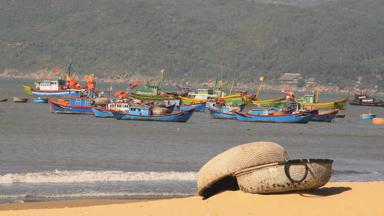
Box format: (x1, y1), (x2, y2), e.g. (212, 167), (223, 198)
(0, 0), (383, 88)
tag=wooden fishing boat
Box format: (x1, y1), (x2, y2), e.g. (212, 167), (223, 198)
(178, 102), (206, 112)
(311, 109), (339, 122)
(179, 96), (205, 104)
(349, 94), (384, 107)
(112, 106), (195, 122)
(49, 98), (94, 114)
(301, 98), (348, 110)
(130, 92), (172, 101)
(0, 98), (7, 102)
(13, 97), (28, 103)
(32, 97), (48, 103)
(208, 105), (245, 120)
(251, 96), (286, 107)
(23, 82), (82, 97)
(235, 110), (313, 123)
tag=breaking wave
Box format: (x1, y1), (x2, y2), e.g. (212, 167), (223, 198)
(0, 170), (197, 184)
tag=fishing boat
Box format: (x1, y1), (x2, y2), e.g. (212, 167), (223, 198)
(112, 106), (195, 122)
(32, 97), (48, 103)
(360, 113), (376, 120)
(235, 109), (313, 123)
(349, 94), (384, 107)
(181, 88), (227, 104)
(49, 98), (94, 114)
(251, 96), (286, 107)
(23, 81), (82, 97)
(300, 98), (348, 110)
(310, 109), (339, 122)
(13, 97), (28, 103)
(208, 105), (245, 119)
(178, 102), (206, 112)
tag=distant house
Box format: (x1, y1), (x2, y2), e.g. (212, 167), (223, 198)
(278, 73), (303, 85)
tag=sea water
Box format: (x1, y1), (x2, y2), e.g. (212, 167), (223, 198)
(0, 80), (383, 202)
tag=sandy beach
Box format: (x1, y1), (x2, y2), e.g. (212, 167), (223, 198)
(0, 182), (383, 216)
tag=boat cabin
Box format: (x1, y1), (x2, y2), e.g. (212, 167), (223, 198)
(249, 108), (270, 115)
(128, 106), (151, 116)
(107, 103), (130, 112)
(134, 85), (159, 96)
(188, 89), (226, 100)
(68, 98), (93, 106)
(35, 80), (66, 91)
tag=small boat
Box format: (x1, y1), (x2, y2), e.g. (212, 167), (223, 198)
(13, 97), (28, 103)
(0, 98), (7, 102)
(252, 96), (286, 107)
(311, 109), (339, 122)
(208, 105), (246, 119)
(32, 97), (48, 103)
(372, 118), (384, 125)
(349, 94), (384, 107)
(360, 113), (376, 120)
(23, 82), (82, 97)
(235, 110), (313, 123)
(301, 98), (349, 110)
(49, 98), (94, 114)
(178, 102), (206, 112)
(112, 106), (195, 122)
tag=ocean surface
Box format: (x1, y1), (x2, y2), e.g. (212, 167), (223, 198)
(0, 80), (384, 203)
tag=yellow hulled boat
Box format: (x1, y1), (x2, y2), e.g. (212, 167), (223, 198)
(301, 98), (349, 110)
(252, 96), (286, 107)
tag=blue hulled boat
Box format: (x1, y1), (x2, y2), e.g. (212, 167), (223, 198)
(235, 110), (313, 123)
(208, 105), (245, 119)
(178, 102), (206, 112)
(49, 98), (94, 114)
(112, 106), (195, 122)
(32, 97), (48, 103)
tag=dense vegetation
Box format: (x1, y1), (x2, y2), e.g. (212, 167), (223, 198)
(0, 0), (383, 88)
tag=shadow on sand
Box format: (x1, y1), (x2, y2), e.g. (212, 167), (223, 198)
(298, 186), (352, 197)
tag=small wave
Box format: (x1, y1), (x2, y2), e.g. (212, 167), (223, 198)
(0, 192), (194, 200)
(0, 170), (196, 184)
(333, 170), (381, 176)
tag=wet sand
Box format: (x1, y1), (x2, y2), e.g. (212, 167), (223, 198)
(0, 182), (383, 216)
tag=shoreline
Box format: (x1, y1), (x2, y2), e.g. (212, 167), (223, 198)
(1, 71), (383, 96)
(0, 181), (383, 215)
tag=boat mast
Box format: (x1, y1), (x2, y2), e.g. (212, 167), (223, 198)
(255, 76), (264, 100)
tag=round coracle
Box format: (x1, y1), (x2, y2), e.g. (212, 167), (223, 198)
(197, 141), (289, 196)
(235, 159), (333, 194)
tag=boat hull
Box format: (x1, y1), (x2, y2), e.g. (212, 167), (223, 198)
(302, 98), (348, 110)
(92, 107), (114, 118)
(179, 103), (206, 112)
(235, 112), (312, 123)
(311, 109), (339, 122)
(252, 97), (286, 107)
(208, 108), (236, 119)
(49, 100), (93, 114)
(113, 109), (195, 122)
(32, 98), (48, 103)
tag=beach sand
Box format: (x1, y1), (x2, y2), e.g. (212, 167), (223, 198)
(0, 182), (383, 216)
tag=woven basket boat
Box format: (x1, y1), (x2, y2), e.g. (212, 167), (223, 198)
(0, 98), (7, 102)
(197, 142), (333, 197)
(235, 159), (333, 194)
(13, 97), (28, 103)
(197, 142), (289, 197)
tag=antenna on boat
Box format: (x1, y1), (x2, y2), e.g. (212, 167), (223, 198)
(67, 62), (72, 77)
(255, 75), (264, 100)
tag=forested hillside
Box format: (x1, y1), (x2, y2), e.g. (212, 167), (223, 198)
(1, 0), (383, 88)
